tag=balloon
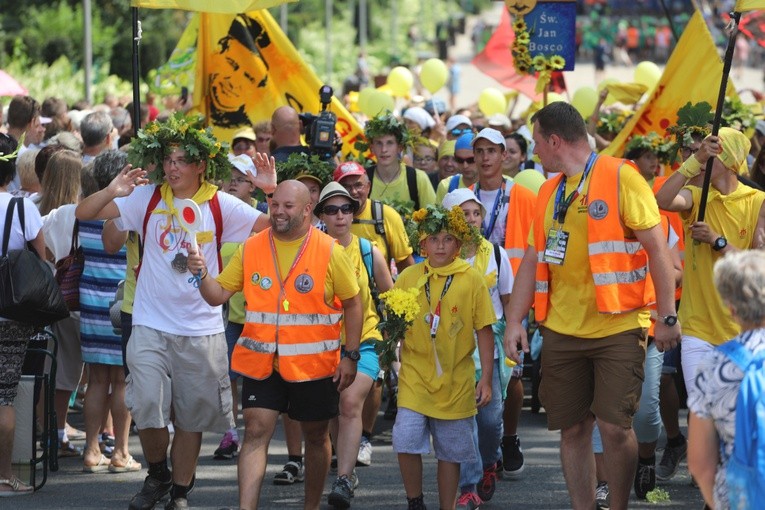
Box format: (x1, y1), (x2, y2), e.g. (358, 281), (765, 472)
(386, 66), (414, 97)
(420, 58), (449, 94)
(478, 88), (507, 116)
(362, 90), (395, 118)
(546, 92), (565, 105)
(597, 77), (619, 106)
(357, 87), (375, 115)
(513, 169), (547, 194)
(634, 61), (661, 90)
(571, 86), (599, 118)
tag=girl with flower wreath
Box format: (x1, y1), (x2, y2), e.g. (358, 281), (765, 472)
(390, 204), (495, 510)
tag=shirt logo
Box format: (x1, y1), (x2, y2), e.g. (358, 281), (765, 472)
(294, 274), (314, 293)
(588, 200), (608, 220)
(251, 272), (261, 285)
(260, 277), (273, 290)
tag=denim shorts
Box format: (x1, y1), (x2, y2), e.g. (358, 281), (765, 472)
(341, 340), (379, 381)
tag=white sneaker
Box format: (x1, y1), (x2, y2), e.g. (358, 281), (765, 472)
(356, 437), (372, 467)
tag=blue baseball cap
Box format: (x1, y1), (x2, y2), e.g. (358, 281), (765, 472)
(455, 132), (475, 151)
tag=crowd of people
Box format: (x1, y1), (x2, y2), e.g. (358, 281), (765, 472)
(0, 77), (763, 510)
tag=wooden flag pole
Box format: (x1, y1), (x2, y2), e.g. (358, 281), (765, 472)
(697, 11), (741, 222)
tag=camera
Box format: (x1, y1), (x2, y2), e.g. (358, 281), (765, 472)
(299, 85), (339, 161)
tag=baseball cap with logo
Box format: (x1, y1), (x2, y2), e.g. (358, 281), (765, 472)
(333, 161), (367, 182)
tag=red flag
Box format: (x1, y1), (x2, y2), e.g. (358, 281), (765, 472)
(472, 7), (566, 99)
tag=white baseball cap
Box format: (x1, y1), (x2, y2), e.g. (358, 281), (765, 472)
(472, 128), (506, 150)
(228, 153), (256, 177)
(442, 188), (487, 217)
(445, 114), (473, 132)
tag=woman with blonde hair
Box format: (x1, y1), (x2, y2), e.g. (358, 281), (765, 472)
(38, 150), (82, 216)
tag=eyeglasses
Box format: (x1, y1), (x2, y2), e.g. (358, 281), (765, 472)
(163, 157), (190, 167)
(450, 128), (472, 137)
(413, 156), (435, 164)
(455, 156), (475, 165)
(681, 146), (700, 158)
(322, 203), (355, 216)
(229, 176), (250, 185)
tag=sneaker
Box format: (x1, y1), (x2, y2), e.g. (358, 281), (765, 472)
(213, 431), (239, 460)
(58, 441), (82, 458)
(476, 463), (498, 502)
(128, 475), (172, 510)
(100, 432), (115, 448)
(456, 491), (482, 510)
(595, 481), (610, 510)
(634, 462), (656, 500)
(349, 469), (359, 490)
(656, 440), (687, 481)
(501, 436), (525, 478)
(356, 437), (372, 467)
(273, 461), (304, 485)
(327, 475), (353, 509)
(164, 498), (188, 510)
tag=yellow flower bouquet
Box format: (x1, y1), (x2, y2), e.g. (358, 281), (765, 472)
(376, 288), (421, 369)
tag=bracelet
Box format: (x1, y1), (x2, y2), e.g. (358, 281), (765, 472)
(200, 267), (208, 280)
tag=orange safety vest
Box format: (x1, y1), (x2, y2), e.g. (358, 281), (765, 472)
(469, 179), (537, 276)
(231, 228), (343, 382)
(533, 156), (656, 322)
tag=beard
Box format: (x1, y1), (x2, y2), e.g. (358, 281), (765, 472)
(271, 214), (302, 234)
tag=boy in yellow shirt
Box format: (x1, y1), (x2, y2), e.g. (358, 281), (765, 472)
(391, 204), (496, 510)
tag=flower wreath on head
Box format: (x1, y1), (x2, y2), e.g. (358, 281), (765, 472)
(625, 132), (676, 166)
(666, 101), (713, 164)
(362, 112), (413, 149)
(276, 152), (335, 188)
(0, 134), (21, 162)
(510, 15), (566, 94)
(127, 112), (232, 183)
(411, 204), (483, 257)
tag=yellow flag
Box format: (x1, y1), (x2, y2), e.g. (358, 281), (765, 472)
(604, 82), (648, 105)
(131, 0), (295, 13)
(192, 10), (366, 158)
(603, 11), (736, 157)
(734, 0), (765, 11)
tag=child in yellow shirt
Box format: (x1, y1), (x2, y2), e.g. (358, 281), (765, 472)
(391, 204), (496, 510)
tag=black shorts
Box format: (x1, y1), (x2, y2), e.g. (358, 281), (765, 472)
(241, 371), (339, 422)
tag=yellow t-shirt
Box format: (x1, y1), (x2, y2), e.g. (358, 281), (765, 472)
(216, 229), (360, 306)
(342, 235), (382, 343)
(395, 262), (496, 420)
(679, 184), (765, 344)
(529, 164), (661, 338)
(368, 162), (437, 209)
(435, 175), (467, 204)
(351, 200), (413, 263)
(120, 232), (139, 314)
(220, 241), (246, 324)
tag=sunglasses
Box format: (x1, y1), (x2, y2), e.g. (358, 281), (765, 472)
(450, 128), (473, 137)
(455, 156), (475, 165)
(323, 203), (355, 216)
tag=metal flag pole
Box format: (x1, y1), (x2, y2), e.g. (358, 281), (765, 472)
(132, 7), (143, 137)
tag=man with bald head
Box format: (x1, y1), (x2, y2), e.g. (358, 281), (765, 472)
(188, 180), (363, 510)
(271, 106), (311, 163)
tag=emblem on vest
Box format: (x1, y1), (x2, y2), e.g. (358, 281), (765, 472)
(588, 200), (608, 220)
(260, 277), (273, 290)
(294, 273), (314, 293)
(251, 272), (261, 285)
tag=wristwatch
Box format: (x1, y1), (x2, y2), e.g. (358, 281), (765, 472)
(345, 349), (361, 362)
(712, 236), (727, 251)
(661, 315), (678, 327)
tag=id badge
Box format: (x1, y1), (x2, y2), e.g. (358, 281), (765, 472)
(543, 228), (569, 265)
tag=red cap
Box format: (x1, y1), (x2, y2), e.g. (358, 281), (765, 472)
(333, 161), (367, 182)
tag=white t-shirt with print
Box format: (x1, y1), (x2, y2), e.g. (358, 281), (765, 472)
(115, 185), (262, 336)
(0, 193), (43, 252)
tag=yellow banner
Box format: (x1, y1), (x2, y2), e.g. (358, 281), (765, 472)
(131, 0), (295, 13)
(735, 0), (765, 11)
(192, 10), (365, 158)
(603, 11), (736, 157)
(151, 14), (198, 95)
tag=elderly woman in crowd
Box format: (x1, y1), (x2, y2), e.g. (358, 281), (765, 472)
(688, 250), (765, 510)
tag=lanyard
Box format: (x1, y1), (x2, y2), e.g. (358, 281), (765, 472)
(553, 153), (598, 225)
(475, 178), (508, 238)
(424, 273), (454, 339)
(269, 227), (313, 312)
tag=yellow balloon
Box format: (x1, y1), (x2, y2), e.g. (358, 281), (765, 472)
(357, 87), (375, 116)
(387, 66), (414, 97)
(513, 169), (547, 194)
(478, 88), (507, 117)
(634, 61), (662, 90)
(420, 58), (449, 94)
(546, 92), (565, 105)
(571, 86), (598, 118)
(597, 77), (619, 106)
(362, 90), (395, 118)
